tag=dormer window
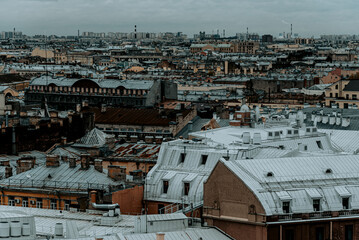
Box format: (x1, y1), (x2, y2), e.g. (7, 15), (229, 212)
(266, 172), (274, 177)
(180, 153), (186, 164)
(313, 199), (321, 212)
(325, 168), (332, 174)
(282, 201), (291, 213)
(343, 197), (350, 210)
(201, 155), (208, 165)
(163, 181), (169, 194)
(184, 182), (190, 196)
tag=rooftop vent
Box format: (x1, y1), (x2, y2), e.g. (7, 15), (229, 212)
(325, 168), (333, 174)
(266, 172), (274, 177)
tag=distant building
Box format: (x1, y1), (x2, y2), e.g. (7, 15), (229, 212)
(25, 76), (177, 109)
(261, 34), (273, 43)
(325, 79), (359, 108)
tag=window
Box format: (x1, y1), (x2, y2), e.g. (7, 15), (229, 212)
(8, 196), (14, 206)
(313, 199), (320, 212)
(65, 200), (71, 211)
(306, 128), (311, 133)
(36, 198), (43, 209)
(330, 93), (333, 98)
(335, 85), (338, 89)
(346, 94), (349, 100)
(163, 181), (169, 194)
(294, 130), (299, 135)
(343, 197), (350, 210)
(158, 204), (165, 214)
(184, 182), (190, 196)
(282, 201), (290, 213)
(335, 93), (338, 98)
(316, 141), (323, 149)
(201, 155), (208, 165)
(353, 94), (357, 100)
(22, 197), (28, 207)
(316, 227), (324, 240)
(268, 132), (273, 137)
(50, 199), (57, 210)
(275, 131), (280, 137)
(345, 225), (353, 240)
(180, 153), (186, 163)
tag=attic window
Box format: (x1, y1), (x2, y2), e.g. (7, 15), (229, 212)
(201, 155), (208, 165)
(47, 174), (52, 179)
(266, 172), (274, 177)
(180, 153), (186, 163)
(317, 141), (323, 150)
(325, 168), (333, 174)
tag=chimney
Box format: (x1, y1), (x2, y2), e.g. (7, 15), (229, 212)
(90, 190), (97, 205)
(46, 155), (60, 167)
(80, 154), (90, 170)
(108, 165), (126, 181)
(94, 159), (103, 173)
(101, 104), (107, 113)
(16, 156), (36, 174)
(69, 157), (76, 168)
(0, 160), (10, 166)
(5, 167), (12, 178)
(61, 137), (67, 145)
(156, 233), (165, 240)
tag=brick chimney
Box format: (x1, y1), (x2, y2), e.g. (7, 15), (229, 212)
(16, 156), (36, 174)
(0, 160), (10, 167)
(156, 233), (165, 240)
(69, 157), (76, 168)
(5, 167), (12, 178)
(80, 154), (91, 170)
(94, 159), (103, 173)
(108, 165), (126, 181)
(61, 137), (67, 145)
(46, 155), (60, 167)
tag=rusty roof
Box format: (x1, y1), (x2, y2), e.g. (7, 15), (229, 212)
(111, 143), (160, 159)
(83, 107), (192, 126)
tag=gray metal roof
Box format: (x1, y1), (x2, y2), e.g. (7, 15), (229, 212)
(222, 154), (359, 215)
(30, 76), (154, 90)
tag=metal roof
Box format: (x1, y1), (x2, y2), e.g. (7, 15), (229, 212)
(221, 154), (359, 215)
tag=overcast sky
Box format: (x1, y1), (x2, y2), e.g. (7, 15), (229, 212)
(1, 0), (358, 37)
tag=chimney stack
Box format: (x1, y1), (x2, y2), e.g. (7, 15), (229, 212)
(46, 155), (60, 167)
(61, 137), (67, 145)
(69, 157), (76, 168)
(156, 233), (165, 240)
(16, 156), (36, 174)
(94, 159), (103, 172)
(80, 154), (91, 170)
(5, 167), (12, 178)
(108, 165), (126, 181)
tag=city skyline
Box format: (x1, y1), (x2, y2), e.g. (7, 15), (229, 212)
(1, 0), (359, 37)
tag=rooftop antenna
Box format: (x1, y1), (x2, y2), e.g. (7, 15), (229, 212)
(134, 25), (137, 39)
(13, 27), (15, 40)
(223, 29), (225, 38)
(246, 27), (249, 40)
(291, 24), (293, 39)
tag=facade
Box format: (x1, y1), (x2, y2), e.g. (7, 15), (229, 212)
(190, 41), (259, 54)
(325, 79), (359, 108)
(25, 76), (177, 109)
(204, 155), (359, 240)
(82, 106), (196, 140)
